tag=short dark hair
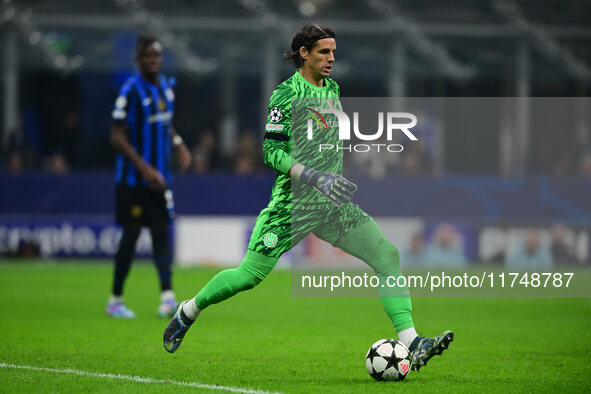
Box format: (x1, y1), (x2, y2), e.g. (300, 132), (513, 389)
(283, 23), (336, 68)
(135, 35), (159, 58)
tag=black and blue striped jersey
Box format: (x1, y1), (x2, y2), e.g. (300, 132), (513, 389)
(112, 73), (175, 186)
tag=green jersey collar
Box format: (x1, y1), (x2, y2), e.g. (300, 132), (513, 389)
(295, 70), (328, 91)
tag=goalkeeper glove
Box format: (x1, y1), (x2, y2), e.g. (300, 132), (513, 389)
(299, 167), (358, 207)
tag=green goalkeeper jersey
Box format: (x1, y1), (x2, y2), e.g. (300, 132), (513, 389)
(263, 71), (343, 212)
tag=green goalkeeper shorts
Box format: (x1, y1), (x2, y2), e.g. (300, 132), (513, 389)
(247, 202), (372, 258)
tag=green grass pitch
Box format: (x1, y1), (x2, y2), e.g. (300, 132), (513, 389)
(1, 260), (590, 393)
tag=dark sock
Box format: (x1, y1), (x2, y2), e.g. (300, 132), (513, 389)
(151, 224), (172, 292)
(112, 225), (141, 296)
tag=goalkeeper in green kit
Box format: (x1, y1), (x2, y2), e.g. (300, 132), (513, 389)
(164, 23), (453, 371)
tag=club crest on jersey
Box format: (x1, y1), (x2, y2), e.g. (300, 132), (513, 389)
(131, 205), (143, 218)
(263, 232), (278, 248)
(269, 107), (283, 122)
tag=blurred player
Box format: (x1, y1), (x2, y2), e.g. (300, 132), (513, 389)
(163, 24), (452, 370)
(107, 36), (191, 318)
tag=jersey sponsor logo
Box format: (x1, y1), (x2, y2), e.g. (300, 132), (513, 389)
(269, 107), (283, 122)
(263, 232), (278, 248)
(147, 111), (173, 124)
(305, 107), (340, 135)
(266, 123), (284, 131)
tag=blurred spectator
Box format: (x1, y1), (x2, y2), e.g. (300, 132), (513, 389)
(232, 132), (262, 175)
(351, 137), (432, 179)
(485, 243), (506, 265)
(45, 152), (69, 174)
(529, 136), (555, 174)
(59, 109), (82, 166)
(191, 150), (209, 173)
(551, 150), (574, 176)
(234, 154), (256, 175)
(400, 233), (427, 268)
(579, 152), (591, 177)
(6, 150), (24, 174)
(3, 127), (38, 173)
(351, 135), (399, 179)
(400, 142), (431, 176)
(37, 73), (82, 171)
(550, 223), (579, 266)
(505, 228), (553, 270)
(5, 129), (26, 174)
(529, 136), (578, 176)
(424, 223), (468, 268)
(191, 129), (222, 173)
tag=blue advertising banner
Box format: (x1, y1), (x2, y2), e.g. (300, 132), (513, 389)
(0, 215), (154, 258)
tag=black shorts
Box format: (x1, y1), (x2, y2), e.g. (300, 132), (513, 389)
(115, 185), (174, 225)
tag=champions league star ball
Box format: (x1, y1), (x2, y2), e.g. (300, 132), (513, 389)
(365, 339), (411, 381)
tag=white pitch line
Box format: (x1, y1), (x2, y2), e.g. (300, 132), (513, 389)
(0, 363), (281, 394)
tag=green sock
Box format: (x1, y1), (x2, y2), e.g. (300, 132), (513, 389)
(335, 220), (414, 333)
(195, 250), (278, 310)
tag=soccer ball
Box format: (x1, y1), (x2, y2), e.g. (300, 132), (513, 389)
(365, 339), (411, 381)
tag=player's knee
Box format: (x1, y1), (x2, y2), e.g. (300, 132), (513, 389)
(386, 241), (400, 262)
(241, 274), (262, 291)
(239, 265), (263, 290)
(372, 239), (401, 275)
(239, 254), (275, 282)
(229, 266), (262, 293)
(374, 238), (399, 259)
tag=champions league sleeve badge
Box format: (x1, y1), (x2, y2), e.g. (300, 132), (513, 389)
(269, 107), (283, 122)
